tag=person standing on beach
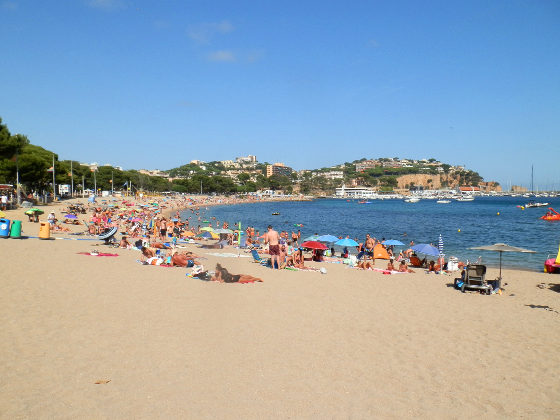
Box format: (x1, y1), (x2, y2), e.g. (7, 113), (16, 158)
(364, 234), (376, 261)
(264, 225), (280, 269)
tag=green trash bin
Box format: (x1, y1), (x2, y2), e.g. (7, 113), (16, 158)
(10, 220), (22, 238)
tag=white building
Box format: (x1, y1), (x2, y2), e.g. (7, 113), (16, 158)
(335, 185), (379, 198)
(313, 170), (344, 180)
(236, 155), (257, 164)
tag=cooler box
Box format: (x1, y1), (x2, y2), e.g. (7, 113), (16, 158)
(39, 221), (51, 239)
(0, 218), (10, 238)
(9, 220), (22, 238)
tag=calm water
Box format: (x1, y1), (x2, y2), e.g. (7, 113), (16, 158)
(183, 197), (560, 271)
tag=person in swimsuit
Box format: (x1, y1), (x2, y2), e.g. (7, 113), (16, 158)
(264, 225), (280, 269)
(364, 234), (375, 262)
(212, 263), (263, 283)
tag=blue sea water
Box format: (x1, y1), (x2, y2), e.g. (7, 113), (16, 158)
(184, 197), (560, 272)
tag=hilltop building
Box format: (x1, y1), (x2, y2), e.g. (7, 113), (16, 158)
(355, 160), (380, 172)
(266, 163), (292, 178)
(236, 155), (257, 164)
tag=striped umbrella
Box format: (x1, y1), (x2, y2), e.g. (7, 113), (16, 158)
(438, 234), (444, 273)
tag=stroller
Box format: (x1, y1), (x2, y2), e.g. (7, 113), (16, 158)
(455, 264), (492, 295)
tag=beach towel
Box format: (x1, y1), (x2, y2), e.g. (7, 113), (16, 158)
(78, 252), (119, 257)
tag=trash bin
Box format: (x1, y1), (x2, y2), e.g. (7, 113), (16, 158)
(0, 218), (10, 238)
(9, 220), (22, 238)
(39, 221), (51, 240)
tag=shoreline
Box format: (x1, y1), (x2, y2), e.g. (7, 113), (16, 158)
(1, 194), (559, 418)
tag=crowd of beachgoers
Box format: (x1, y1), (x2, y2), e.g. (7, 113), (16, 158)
(28, 193), (475, 284)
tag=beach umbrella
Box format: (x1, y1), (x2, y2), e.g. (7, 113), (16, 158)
(64, 214), (78, 219)
(470, 243), (536, 281)
(183, 231), (195, 237)
(335, 238), (359, 247)
(382, 239), (405, 246)
(214, 228), (233, 234)
(198, 231), (219, 239)
(200, 226), (214, 232)
(301, 241), (328, 250)
(411, 244), (440, 257)
(25, 208), (44, 215)
(304, 235), (320, 242)
(317, 234), (340, 243)
(438, 234), (445, 274)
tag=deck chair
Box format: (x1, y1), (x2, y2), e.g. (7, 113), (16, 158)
(251, 250), (270, 266)
(460, 264), (491, 294)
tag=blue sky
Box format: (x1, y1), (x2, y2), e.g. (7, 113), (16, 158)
(1, 0), (559, 189)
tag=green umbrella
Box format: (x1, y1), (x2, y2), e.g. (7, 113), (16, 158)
(25, 208), (44, 215)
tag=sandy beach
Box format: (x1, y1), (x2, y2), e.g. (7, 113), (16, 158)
(1, 198), (559, 419)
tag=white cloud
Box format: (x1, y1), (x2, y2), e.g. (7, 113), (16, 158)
(207, 50), (236, 62)
(86, 0), (126, 11)
(187, 20), (234, 44)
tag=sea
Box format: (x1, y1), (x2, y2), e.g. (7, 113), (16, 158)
(182, 196), (560, 272)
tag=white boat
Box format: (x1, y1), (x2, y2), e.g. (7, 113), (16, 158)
(456, 196), (474, 202)
(436, 200), (451, 204)
(524, 201), (549, 208)
(404, 197), (420, 203)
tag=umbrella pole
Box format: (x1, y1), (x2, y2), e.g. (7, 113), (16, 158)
(498, 251), (503, 291)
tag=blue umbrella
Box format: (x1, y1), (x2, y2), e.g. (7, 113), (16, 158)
(334, 238), (359, 247)
(411, 244), (440, 257)
(317, 234), (340, 243)
(382, 239), (405, 246)
(304, 235), (320, 241)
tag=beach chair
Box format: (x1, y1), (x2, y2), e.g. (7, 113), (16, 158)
(251, 249), (270, 266)
(459, 264), (491, 294)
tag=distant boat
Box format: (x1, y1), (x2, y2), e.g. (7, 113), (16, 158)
(540, 207), (560, 221)
(404, 197), (420, 203)
(456, 196), (474, 202)
(524, 201), (549, 208)
(436, 200), (451, 204)
(358, 201), (372, 204)
(271, 212), (280, 216)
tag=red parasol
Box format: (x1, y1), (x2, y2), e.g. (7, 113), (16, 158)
(300, 241), (328, 250)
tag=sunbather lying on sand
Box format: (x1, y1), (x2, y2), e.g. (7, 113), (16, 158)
(170, 251), (200, 267)
(358, 260), (375, 270)
(399, 260), (415, 273)
(211, 263), (262, 283)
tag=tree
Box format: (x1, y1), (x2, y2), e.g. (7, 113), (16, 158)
(237, 173), (250, 185)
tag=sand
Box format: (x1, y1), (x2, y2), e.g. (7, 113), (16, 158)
(1, 199), (559, 419)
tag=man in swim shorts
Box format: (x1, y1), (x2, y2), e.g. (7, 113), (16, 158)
(264, 225), (280, 269)
(364, 233), (375, 261)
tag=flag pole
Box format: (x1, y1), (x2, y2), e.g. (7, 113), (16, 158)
(52, 154), (56, 201)
(70, 161), (74, 197)
(16, 153), (20, 206)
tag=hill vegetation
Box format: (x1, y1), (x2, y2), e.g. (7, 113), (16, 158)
(0, 117), (486, 195)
